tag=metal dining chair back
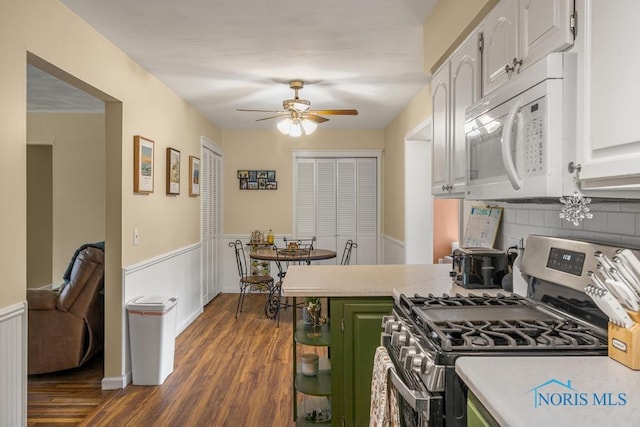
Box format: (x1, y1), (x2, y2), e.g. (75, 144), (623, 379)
(229, 240), (275, 319)
(283, 236), (316, 251)
(341, 239), (358, 265)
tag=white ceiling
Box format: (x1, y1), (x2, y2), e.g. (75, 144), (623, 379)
(29, 0), (437, 130)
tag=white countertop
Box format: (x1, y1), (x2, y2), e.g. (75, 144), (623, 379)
(280, 264), (503, 298)
(456, 356), (640, 427)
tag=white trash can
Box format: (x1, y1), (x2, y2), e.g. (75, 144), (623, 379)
(127, 295), (178, 385)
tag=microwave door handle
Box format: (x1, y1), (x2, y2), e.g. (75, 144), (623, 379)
(501, 99), (522, 190)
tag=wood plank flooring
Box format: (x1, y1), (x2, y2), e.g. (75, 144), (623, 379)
(28, 353), (113, 426)
(80, 292), (297, 426)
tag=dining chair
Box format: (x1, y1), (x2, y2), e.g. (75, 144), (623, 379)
(341, 239), (358, 265)
(229, 240), (275, 319)
(273, 244), (312, 327)
(283, 236), (316, 250)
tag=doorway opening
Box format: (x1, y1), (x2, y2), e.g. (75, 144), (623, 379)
(404, 120), (461, 264)
(26, 53), (122, 421)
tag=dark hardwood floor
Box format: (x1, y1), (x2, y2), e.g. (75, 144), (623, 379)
(28, 352), (113, 426)
(67, 292), (297, 426)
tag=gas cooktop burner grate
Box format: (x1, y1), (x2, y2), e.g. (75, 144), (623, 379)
(412, 293), (528, 307)
(426, 319), (607, 351)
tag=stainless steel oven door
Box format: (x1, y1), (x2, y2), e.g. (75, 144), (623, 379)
(387, 368), (441, 427)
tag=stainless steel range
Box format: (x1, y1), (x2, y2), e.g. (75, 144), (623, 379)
(380, 235), (640, 427)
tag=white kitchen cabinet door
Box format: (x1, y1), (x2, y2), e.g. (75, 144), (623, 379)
(431, 61), (451, 196)
(575, 0), (640, 193)
(450, 33), (481, 195)
(519, 0), (574, 70)
(481, 0), (518, 96)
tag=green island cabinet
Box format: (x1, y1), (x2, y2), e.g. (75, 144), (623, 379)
(329, 297), (393, 427)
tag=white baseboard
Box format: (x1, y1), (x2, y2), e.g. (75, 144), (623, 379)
(102, 372), (131, 390)
(0, 301), (27, 426)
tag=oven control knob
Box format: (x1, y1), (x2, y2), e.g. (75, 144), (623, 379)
(381, 315), (395, 327)
(384, 320), (402, 335)
(405, 354), (426, 373)
(399, 345), (416, 363)
(391, 331), (409, 346)
(422, 357), (433, 374)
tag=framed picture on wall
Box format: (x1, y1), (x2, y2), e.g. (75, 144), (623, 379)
(134, 135), (154, 194)
(166, 147), (181, 195)
(189, 156), (200, 196)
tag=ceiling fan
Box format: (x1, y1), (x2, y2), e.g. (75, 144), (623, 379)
(237, 80), (358, 136)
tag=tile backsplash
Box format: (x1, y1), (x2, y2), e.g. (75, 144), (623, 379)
(491, 201), (640, 250)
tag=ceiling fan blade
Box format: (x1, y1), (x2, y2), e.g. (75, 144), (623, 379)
(237, 108), (286, 113)
(308, 109), (358, 116)
(255, 114), (289, 122)
(305, 114), (330, 123)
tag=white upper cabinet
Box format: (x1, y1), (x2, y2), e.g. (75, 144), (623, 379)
(431, 61), (450, 196)
(432, 33), (481, 197)
(482, 0), (519, 96)
(482, 0), (574, 96)
(519, 0), (574, 69)
(574, 0), (640, 193)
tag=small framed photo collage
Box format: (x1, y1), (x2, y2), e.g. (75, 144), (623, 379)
(238, 169), (277, 190)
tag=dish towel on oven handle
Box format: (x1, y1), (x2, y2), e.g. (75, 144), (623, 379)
(370, 346), (400, 427)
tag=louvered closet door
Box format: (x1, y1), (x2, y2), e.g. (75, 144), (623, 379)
(201, 145), (222, 305)
(337, 159), (357, 262)
(295, 157), (377, 265)
(356, 158), (377, 265)
(295, 159), (316, 238)
(211, 152), (222, 296)
(316, 159), (337, 259)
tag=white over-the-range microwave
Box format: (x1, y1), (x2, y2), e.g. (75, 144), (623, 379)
(465, 52), (576, 200)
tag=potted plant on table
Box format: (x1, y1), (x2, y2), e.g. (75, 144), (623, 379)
(303, 297), (326, 338)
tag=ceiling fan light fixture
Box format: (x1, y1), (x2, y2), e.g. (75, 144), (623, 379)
(277, 117), (293, 134)
(289, 120), (303, 137)
(301, 118), (318, 135)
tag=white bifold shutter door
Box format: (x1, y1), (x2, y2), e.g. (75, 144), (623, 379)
(295, 159), (316, 238)
(201, 145), (222, 305)
(316, 159), (337, 258)
(356, 158), (377, 265)
(295, 156), (378, 265)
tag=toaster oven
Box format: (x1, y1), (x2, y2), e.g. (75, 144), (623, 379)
(451, 247), (508, 289)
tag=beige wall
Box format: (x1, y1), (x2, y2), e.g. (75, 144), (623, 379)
(383, 85), (432, 242)
(423, 0), (498, 75)
(27, 145), (53, 288)
(433, 199), (460, 263)
(28, 113), (106, 285)
(223, 129), (384, 235)
(1, 0), (220, 379)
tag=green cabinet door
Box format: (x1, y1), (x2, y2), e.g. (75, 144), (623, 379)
(330, 297), (393, 427)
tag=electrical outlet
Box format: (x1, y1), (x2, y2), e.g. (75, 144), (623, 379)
(133, 228), (140, 245)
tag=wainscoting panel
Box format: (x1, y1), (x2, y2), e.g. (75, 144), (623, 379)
(122, 243), (203, 377)
(0, 301), (27, 427)
(383, 234), (405, 264)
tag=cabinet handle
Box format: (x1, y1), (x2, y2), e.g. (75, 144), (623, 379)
(505, 63), (515, 74)
(442, 185), (446, 192)
(513, 57), (523, 73)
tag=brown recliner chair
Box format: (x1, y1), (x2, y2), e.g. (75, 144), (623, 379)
(27, 246), (105, 375)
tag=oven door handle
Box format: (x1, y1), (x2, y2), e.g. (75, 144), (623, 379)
(388, 367), (434, 414)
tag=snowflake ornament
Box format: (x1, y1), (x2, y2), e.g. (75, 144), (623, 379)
(559, 192), (593, 226)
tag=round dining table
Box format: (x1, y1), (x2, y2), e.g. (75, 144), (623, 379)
(249, 247), (337, 262)
(249, 247), (336, 325)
